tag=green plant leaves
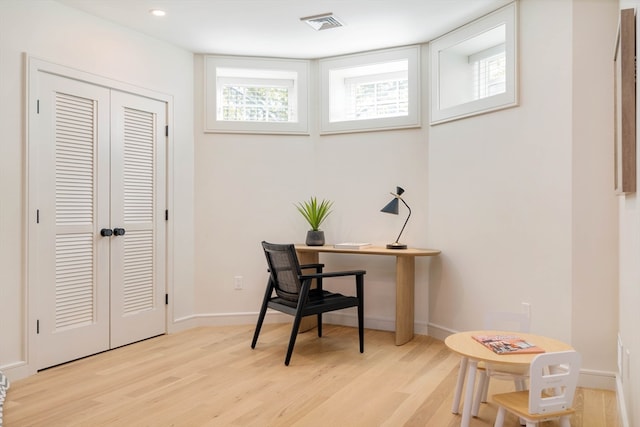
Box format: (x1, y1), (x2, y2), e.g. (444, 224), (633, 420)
(295, 197), (333, 231)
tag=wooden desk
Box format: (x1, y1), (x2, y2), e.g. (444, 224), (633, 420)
(294, 245), (441, 345)
(444, 330), (573, 427)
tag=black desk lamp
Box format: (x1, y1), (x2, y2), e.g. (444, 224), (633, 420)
(380, 186), (411, 249)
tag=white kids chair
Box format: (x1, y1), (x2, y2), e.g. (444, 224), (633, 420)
(492, 350), (581, 427)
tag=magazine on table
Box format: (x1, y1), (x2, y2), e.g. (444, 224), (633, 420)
(472, 334), (545, 355)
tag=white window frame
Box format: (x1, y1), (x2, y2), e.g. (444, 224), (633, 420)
(430, 1), (517, 125)
(319, 45), (421, 134)
(204, 56), (309, 134)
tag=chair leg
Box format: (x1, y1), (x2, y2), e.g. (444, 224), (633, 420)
(559, 415), (571, 427)
(317, 313), (323, 337)
(494, 406), (506, 427)
(251, 279), (272, 349)
(285, 312), (304, 366)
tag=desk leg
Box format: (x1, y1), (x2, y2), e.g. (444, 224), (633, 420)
(461, 359), (478, 427)
(452, 356), (468, 414)
(395, 256), (415, 345)
(296, 250), (318, 332)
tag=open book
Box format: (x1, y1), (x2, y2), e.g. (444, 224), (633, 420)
(472, 334), (545, 355)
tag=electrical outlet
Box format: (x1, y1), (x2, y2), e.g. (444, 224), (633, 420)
(234, 276), (243, 290)
(618, 334), (623, 378)
(521, 302), (531, 318)
(625, 349), (631, 381)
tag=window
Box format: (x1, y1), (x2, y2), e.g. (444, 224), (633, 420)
(205, 56), (309, 134)
(471, 44), (506, 100)
(320, 46), (420, 134)
(341, 68), (408, 121)
(430, 2), (517, 124)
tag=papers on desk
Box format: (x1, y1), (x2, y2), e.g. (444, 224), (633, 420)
(472, 334), (545, 355)
(334, 242), (372, 249)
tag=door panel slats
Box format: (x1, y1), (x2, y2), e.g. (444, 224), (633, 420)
(54, 91), (97, 331)
(121, 106), (155, 314)
(55, 233), (95, 329)
(122, 230), (154, 314)
(55, 93), (95, 226)
(123, 108), (154, 224)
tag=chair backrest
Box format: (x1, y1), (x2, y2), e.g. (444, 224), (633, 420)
(262, 242), (303, 302)
(483, 311), (531, 332)
(528, 350), (581, 414)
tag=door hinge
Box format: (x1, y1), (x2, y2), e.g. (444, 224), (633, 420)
(37, 319), (40, 334)
(165, 125), (169, 137)
(36, 209), (40, 224)
(165, 294), (169, 305)
(37, 99), (40, 114)
(165, 209), (169, 221)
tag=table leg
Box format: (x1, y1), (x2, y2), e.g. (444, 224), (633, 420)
(395, 256), (415, 345)
(461, 359), (478, 427)
(452, 356), (468, 414)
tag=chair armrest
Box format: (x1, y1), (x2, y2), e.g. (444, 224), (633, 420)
(300, 270), (366, 280)
(268, 263), (324, 274)
(300, 263), (325, 273)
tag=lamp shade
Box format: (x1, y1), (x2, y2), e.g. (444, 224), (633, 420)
(380, 198), (399, 215)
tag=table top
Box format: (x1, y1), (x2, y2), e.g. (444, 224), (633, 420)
(444, 330), (573, 365)
(294, 244), (441, 257)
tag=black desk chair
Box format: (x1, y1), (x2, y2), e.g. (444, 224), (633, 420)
(251, 241), (366, 365)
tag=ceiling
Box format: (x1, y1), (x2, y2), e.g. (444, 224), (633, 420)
(54, 0), (511, 59)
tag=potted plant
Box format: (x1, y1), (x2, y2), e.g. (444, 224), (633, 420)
(295, 197), (333, 246)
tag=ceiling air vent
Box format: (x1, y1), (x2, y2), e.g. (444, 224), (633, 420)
(300, 13), (345, 31)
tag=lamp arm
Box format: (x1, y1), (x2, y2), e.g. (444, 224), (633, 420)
(394, 198), (412, 244)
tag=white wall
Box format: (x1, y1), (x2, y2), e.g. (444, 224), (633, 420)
(428, 0), (619, 390)
(0, 0), (195, 377)
(193, 51), (435, 331)
(571, 0), (619, 395)
(618, 0), (640, 424)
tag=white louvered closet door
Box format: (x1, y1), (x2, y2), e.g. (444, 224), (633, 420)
(109, 91), (166, 348)
(35, 73), (111, 369)
(34, 72), (166, 369)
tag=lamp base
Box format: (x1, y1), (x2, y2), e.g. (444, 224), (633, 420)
(386, 242), (407, 250)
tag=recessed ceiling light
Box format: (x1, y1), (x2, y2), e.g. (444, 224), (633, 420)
(149, 9), (166, 17)
(300, 13), (345, 31)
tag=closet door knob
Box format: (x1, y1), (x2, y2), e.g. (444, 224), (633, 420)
(100, 228), (113, 237)
(113, 227), (126, 236)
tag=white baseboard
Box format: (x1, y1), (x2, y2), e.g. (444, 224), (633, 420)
(0, 361), (31, 382)
(578, 368), (616, 390)
(616, 376), (630, 427)
(426, 322), (458, 341)
(182, 311), (432, 337)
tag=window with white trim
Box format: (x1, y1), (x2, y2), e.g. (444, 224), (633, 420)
(430, 1), (517, 124)
(320, 46), (420, 134)
(205, 56), (309, 134)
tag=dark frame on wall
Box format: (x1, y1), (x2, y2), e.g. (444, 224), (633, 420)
(614, 8), (636, 195)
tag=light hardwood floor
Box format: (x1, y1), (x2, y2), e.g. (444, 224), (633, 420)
(5, 324), (619, 426)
